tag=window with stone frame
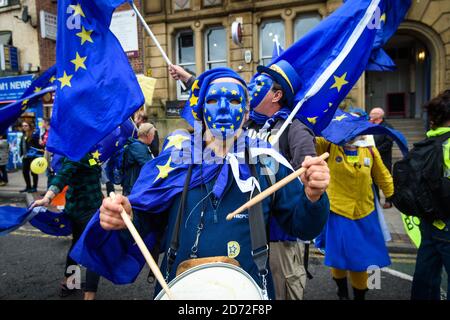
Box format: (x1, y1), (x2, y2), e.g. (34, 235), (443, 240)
(294, 12), (321, 41)
(259, 19), (285, 66)
(175, 29), (196, 100)
(203, 0), (222, 7)
(205, 26), (227, 70)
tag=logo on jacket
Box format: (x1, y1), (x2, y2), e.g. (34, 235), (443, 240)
(227, 241), (240, 258)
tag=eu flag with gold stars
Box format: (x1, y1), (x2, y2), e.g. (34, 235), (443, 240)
(46, 0), (144, 161)
(0, 86), (55, 133)
(271, 0), (410, 135)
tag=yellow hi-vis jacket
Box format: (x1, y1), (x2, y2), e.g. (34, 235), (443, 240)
(316, 137), (394, 220)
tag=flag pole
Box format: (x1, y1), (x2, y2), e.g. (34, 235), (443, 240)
(109, 192), (174, 300)
(129, 2), (187, 91)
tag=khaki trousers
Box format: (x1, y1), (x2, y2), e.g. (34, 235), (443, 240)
(269, 241), (306, 300)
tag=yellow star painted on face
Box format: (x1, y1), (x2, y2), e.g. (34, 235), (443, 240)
(58, 71), (73, 89)
(91, 150), (101, 160)
(189, 94), (199, 106)
(34, 87), (42, 93)
(333, 115), (347, 121)
(191, 80), (200, 91)
(330, 72), (349, 92)
(76, 26), (94, 45)
(49, 76), (56, 83)
(221, 87), (227, 93)
(164, 134), (189, 150)
(154, 157), (175, 182)
(231, 90), (238, 95)
(69, 3), (85, 17)
(307, 117), (318, 124)
(71, 52), (87, 71)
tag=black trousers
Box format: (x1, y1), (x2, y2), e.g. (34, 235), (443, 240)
(65, 219), (100, 292)
(22, 157), (38, 189)
(0, 165), (7, 183)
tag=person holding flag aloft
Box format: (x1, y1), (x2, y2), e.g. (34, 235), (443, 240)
(71, 68), (330, 299)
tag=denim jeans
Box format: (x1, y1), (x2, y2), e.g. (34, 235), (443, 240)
(411, 217), (450, 300)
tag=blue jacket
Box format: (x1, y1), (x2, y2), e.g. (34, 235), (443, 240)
(121, 138), (153, 195)
(132, 161), (329, 298)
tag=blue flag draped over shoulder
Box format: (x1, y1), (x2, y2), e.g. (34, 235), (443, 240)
(70, 129), (269, 284)
(0, 86), (55, 133)
(269, 0), (410, 135)
(46, 0), (144, 161)
(321, 108), (408, 157)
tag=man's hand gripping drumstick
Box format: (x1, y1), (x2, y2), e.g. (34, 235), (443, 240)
(100, 192), (174, 300)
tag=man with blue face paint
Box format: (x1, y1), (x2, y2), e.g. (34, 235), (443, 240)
(82, 68), (331, 300)
(246, 60), (318, 300)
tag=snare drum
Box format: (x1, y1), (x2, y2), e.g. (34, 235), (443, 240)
(154, 262), (264, 300)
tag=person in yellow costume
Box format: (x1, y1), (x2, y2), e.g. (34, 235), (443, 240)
(315, 135), (393, 300)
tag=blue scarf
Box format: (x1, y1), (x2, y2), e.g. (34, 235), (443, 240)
(250, 107), (291, 128)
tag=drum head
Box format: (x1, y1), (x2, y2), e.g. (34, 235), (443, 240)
(155, 262), (263, 300)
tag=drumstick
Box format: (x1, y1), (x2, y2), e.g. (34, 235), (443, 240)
(226, 153), (329, 221)
(109, 192), (174, 300)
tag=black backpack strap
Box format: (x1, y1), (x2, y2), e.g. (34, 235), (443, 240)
(165, 163), (194, 280)
(245, 148), (269, 297)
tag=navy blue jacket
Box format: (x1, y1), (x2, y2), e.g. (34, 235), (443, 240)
(121, 138), (153, 195)
(132, 161), (329, 298)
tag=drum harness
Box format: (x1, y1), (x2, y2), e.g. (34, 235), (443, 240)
(164, 148), (270, 300)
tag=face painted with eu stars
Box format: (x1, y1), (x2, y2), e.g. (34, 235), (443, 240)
(248, 73), (274, 110)
(203, 81), (247, 139)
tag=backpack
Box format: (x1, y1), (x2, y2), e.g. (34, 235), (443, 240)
(391, 132), (450, 221)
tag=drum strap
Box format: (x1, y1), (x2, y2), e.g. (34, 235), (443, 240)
(246, 149), (269, 296)
(166, 163), (194, 281)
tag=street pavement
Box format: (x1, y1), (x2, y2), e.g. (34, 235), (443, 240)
(0, 170), (447, 300)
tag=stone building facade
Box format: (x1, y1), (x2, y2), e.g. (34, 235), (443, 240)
(142, 0), (450, 139)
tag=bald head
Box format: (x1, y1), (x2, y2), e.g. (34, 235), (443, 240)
(369, 107), (385, 124)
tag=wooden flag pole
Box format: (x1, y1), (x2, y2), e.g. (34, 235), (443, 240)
(109, 192), (174, 300)
(226, 153), (329, 221)
(129, 2), (187, 91)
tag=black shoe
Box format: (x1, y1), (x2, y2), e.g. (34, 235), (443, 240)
(353, 287), (368, 300)
(28, 188), (37, 193)
(59, 283), (81, 298)
(333, 277), (349, 300)
(20, 188), (30, 193)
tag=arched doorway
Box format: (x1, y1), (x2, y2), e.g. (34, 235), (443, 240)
(365, 35), (431, 119)
(365, 21), (446, 120)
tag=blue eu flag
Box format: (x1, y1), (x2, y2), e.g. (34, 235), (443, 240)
(271, 0), (411, 135)
(0, 206), (71, 237)
(21, 65), (57, 98)
(0, 86), (55, 133)
(322, 109), (409, 157)
(46, 0), (144, 161)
